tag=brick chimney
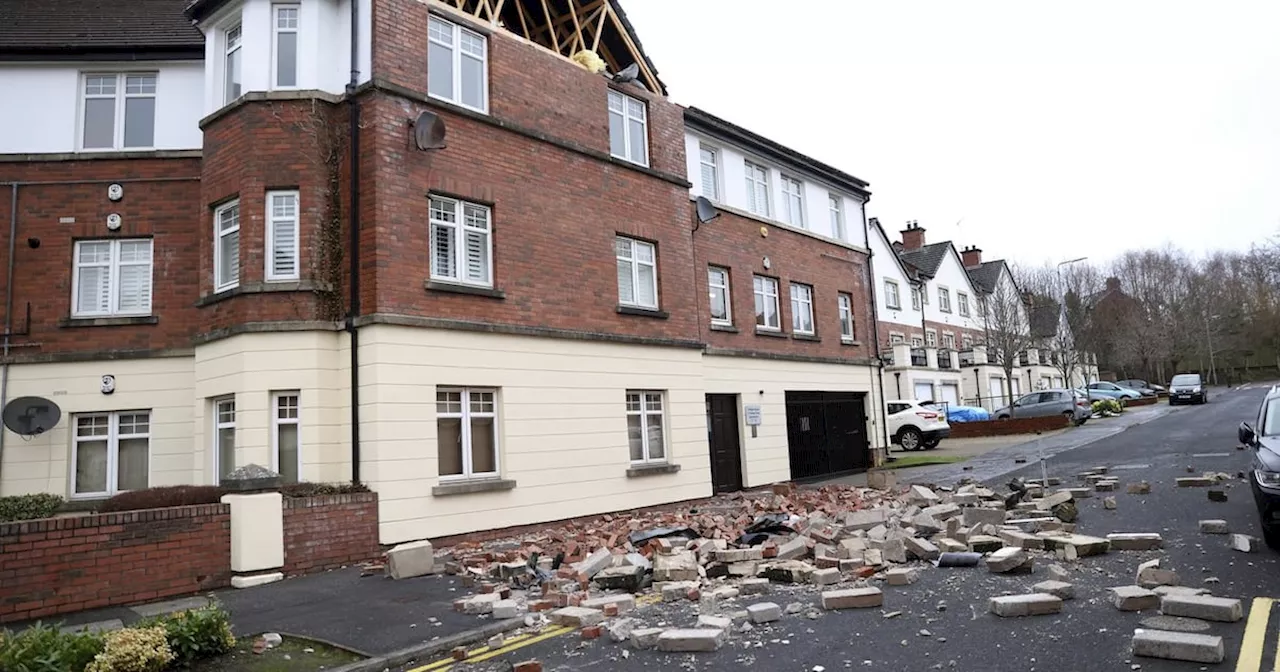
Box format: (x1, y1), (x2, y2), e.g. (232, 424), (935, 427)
(1105, 277), (1121, 292)
(961, 245), (983, 268)
(900, 221), (926, 251)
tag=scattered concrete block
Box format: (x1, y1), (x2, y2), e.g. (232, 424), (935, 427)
(1160, 595), (1243, 623)
(574, 548), (615, 579)
(660, 581), (696, 602)
(1062, 487), (1092, 499)
(656, 629), (726, 653)
(885, 567), (920, 586)
(839, 558), (865, 572)
(862, 548), (884, 566)
(922, 503), (961, 520)
(952, 492), (979, 506)
(985, 547), (1029, 573)
(937, 538), (967, 553)
(810, 567), (841, 585)
(765, 560), (816, 584)
(1136, 559), (1179, 588)
(696, 615), (732, 630)
(1176, 477), (1213, 487)
(1111, 586), (1160, 611)
(775, 537), (810, 561)
(714, 548), (763, 563)
(1207, 489), (1228, 502)
(459, 593), (502, 614)
(1131, 629), (1224, 664)
(963, 507), (1006, 527)
(989, 593), (1063, 617)
(968, 535), (1004, 553)
(998, 529), (1044, 550)
(1095, 480), (1118, 492)
(594, 565), (645, 592)
(908, 485), (940, 505)
(1103, 496), (1117, 510)
(1108, 533), (1163, 551)
(746, 602), (782, 624)
(1041, 534), (1110, 557)
(387, 540), (435, 579)
(1153, 585), (1210, 597)
(581, 594), (635, 614)
(844, 508), (888, 531)
(881, 538), (908, 564)
(1032, 580), (1075, 599)
(1047, 564), (1070, 582)
(1036, 491), (1074, 510)
(653, 550), (700, 581)
(492, 600), (521, 619)
(1127, 482), (1151, 495)
(911, 513), (943, 536)
(1230, 534), (1261, 553)
(904, 536), (940, 561)
(821, 587), (883, 610)
(1199, 519), (1229, 534)
(727, 561), (759, 577)
(838, 537), (867, 558)
(630, 627), (664, 650)
(739, 577), (770, 595)
(550, 606), (604, 627)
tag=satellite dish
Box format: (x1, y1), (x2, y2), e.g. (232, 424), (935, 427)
(694, 196), (720, 224)
(412, 110), (447, 150)
(2, 396), (62, 436)
(611, 63), (640, 84)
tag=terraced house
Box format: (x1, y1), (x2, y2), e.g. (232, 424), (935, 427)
(0, 0), (885, 544)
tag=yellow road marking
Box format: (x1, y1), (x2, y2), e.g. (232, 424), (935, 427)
(1236, 597), (1273, 672)
(407, 626), (574, 672)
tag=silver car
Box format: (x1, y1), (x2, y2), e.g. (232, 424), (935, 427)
(994, 388), (1091, 426)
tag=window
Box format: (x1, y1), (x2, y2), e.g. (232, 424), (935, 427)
(911, 335), (923, 347)
(608, 90), (648, 166)
(828, 194), (845, 240)
(926, 330), (937, 347)
(72, 411), (149, 497)
(430, 196), (493, 287)
(214, 200), (240, 292)
(889, 333), (905, 344)
(273, 392), (300, 484)
(80, 73), (156, 150)
(437, 387), (498, 479)
(958, 292), (970, 317)
(428, 15), (488, 112)
(753, 275), (780, 331)
(224, 24), (242, 104)
(942, 333), (956, 349)
(626, 390), (665, 463)
(884, 280), (901, 309)
(790, 283), (814, 334)
(744, 161), (770, 217)
(838, 292), (855, 343)
(962, 333), (974, 348)
(911, 287), (921, 311)
(698, 145), (719, 200)
(214, 397), (236, 484)
(266, 191), (300, 281)
(708, 266), (731, 325)
(272, 5), (299, 89)
(616, 236), (657, 309)
(780, 176), (805, 228)
(72, 239), (153, 317)
(939, 288), (952, 313)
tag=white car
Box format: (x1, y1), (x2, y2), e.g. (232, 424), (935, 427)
(886, 400), (952, 451)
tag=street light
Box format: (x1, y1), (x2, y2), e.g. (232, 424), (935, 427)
(1205, 313), (1220, 386)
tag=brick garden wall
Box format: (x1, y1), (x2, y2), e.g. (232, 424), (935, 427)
(283, 492), (380, 575)
(948, 414), (1070, 438)
(1128, 396), (1158, 407)
(0, 504), (231, 624)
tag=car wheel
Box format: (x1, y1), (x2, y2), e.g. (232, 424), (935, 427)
(997, 414), (1010, 420)
(922, 439), (940, 450)
(899, 428), (922, 451)
(1264, 524), (1280, 550)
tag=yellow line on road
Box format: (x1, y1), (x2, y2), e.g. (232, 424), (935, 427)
(1236, 597), (1273, 672)
(408, 626), (574, 672)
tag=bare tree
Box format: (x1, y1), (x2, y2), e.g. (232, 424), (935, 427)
(980, 273), (1038, 407)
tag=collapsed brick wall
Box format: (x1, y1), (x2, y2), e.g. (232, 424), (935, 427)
(0, 504), (231, 624)
(283, 492), (380, 575)
(948, 415), (1070, 438)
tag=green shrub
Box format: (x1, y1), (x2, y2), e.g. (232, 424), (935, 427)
(139, 604), (235, 668)
(0, 493), (65, 523)
(280, 481), (370, 498)
(97, 486), (228, 513)
(85, 626), (172, 672)
(1091, 398), (1124, 416)
(0, 622), (104, 672)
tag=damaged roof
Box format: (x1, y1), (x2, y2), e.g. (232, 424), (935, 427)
(0, 0), (203, 59)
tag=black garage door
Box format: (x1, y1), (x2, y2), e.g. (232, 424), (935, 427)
(784, 391), (870, 479)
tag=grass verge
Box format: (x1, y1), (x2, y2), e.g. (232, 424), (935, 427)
(883, 454), (968, 469)
(190, 635), (363, 672)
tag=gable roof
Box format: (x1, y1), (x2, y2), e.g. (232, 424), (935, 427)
(870, 219), (921, 282)
(967, 260), (1005, 294)
(897, 242), (951, 278)
(0, 0), (203, 60)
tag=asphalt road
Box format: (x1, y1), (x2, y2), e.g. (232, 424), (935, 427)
(401, 384), (1280, 672)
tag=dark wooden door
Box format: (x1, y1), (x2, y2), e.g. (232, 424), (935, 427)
(706, 394), (743, 493)
(785, 391), (870, 479)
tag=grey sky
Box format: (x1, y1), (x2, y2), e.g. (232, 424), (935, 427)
(623, 0), (1280, 266)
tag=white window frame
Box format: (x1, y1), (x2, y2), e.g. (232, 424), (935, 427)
(926, 329), (937, 347)
(71, 238), (154, 317)
(828, 193), (845, 240)
(78, 72), (158, 151)
(271, 391), (301, 482)
(911, 335), (923, 347)
(223, 23), (243, 105)
(889, 332), (905, 344)
(271, 4), (300, 90)
(790, 282), (815, 334)
(429, 195), (494, 287)
(615, 236), (658, 309)
(708, 265), (732, 326)
(942, 332), (956, 349)
(265, 190), (300, 281)
(958, 292), (970, 317)
(607, 89), (648, 166)
(962, 333), (974, 348)
(427, 14), (489, 113)
(884, 280), (901, 309)
(70, 411), (150, 499)
(437, 387), (500, 481)
(838, 292), (855, 343)
(780, 176), (805, 228)
(744, 160), (771, 217)
(213, 396), (236, 484)
(698, 144), (720, 200)
(911, 287), (922, 311)
(753, 275), (781, 331)
(214, 200), (241, 292)
(626, 390), (667, 464)
(939, 287), (952, 313)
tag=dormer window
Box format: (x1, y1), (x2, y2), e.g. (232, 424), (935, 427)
(428, 15), (488, 113)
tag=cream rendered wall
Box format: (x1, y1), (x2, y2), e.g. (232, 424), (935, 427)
(359, 325), (712, 543)
(0, 356), (195, 497)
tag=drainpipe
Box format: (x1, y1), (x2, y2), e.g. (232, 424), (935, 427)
(860, 204), (892, 463)
(0, 183), (16, 477)
(346, 0), (362, 485)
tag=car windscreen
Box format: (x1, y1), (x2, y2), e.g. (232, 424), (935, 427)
(1265, 399), (1280, 436)
(1171, 375), (1201, 386)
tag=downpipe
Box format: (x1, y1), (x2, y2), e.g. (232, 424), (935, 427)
(347, 0), (362, 485)
(861, 207), (893, 464)
(0, 183), (16, 478)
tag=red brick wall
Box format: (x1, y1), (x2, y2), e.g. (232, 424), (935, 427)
(283, 492), (380, 575)
(948, 414), (1070, 438)
(0, 504), (231, 623)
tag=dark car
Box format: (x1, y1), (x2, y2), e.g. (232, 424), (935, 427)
(1240, 385), (1280, 548)
(1169, 373), (1207, 405)
(1115, 379), (1161, 396)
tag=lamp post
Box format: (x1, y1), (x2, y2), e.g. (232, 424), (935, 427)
(1205, 313), (1220, 386)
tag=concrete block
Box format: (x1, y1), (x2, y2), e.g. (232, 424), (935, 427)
(844, 508), (888, 531)
(1153, 585), (1210, 598)
(550, 606), (604, 627)
(938, 538), (967, 553)
(461, 593), (502, 615)
(909, 485), (940, 505)
(810, 567), (841, 585)
(222, 492), (284, 573)
(1032, 580), (1075, 599)
(630, 627), (664, 650)
(231, 572), (283, 589)
(1047, 564), (1070, 582)
(986, 547), (1031, 573)
(881, 538), (908, 564)
(1131, 629), (1224, 664)
(968, 535), (1004, 553)
(1199, 519), (1229, 534)
(747, 602), (782, 623)
(1137, 566), (1180, 588)
(594, 565), (645, 592)
(1176, 476), (1213, 487)
(1160, 595), (1244, 623)
(727, 561), (759, 577)
(1231, 534), (1261, 553)
(653, 550), (700, 581)
(1127, 481), (1151, 494)
(862, 548), (884, 566)
(714, 548), (763, 563)
(1111, 586), (1159, 611)
(885, 568), (919, 586)
(1208, 489), (1228, 502)
(838, 537), (867, 558)
(581, 594), (635, 614)
(575, 548), (615, 579)
(1108, 533), (1163, 551)
(1103, 496), (1118, 509)
(775, 537), (810, 560)
(1095, 480), (1118, 492)
(740, 578), (770, 595)
(656, 628), (726, 652)
(821, 587), (883, 610)
(911, 513), (943, 536)
(1042, 534), (1110, 557)
(989, 593), (1062, 617)
(963, 507), (1006, 527)
(999, 529), (1044, 549)
(607, 618), (638, 643)
(696, 615), (732, 630)
(922, 503), (961, 520)
(904, 536), (940, 561)
(492, 600), (520, 620)
(1036, 491), (1073, 510)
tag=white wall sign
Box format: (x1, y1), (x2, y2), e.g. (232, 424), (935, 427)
(744, 404), (763, 426)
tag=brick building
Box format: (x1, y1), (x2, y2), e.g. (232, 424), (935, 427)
(0, 0), (884, 544)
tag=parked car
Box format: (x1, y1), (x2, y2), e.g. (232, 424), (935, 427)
(1075, 386), (1128, 406)
(886, 400), (951, 451)
(1087, 381), (1144, 400)
(993, 389), (1091, 425)
(1238, 384), (1280, 548)
(1169, 373), (1207, 405)
(1114, 379), (1160, 396)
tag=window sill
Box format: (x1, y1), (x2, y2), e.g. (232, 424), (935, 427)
(626, 462), (681, 478)
(432, 478), (517, 497)
(841, 339), (861, 347)
(196, 280), (325, 307)
(617, 305), (669, 319)
(58, 316), (158, 328)
(792, 333), (820, 342)
(710, 323), (739, 333)
(425, 280), (506, 299)
(755, 328), (787, 338)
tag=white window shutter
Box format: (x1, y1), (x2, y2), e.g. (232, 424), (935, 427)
(616, 259), (634, 304)
(700, 162), (716, 198)
(637, 264), (656, 306)
(117, 264), (150, 313)
(464, 229), (488, 283)
(433, 224), (455, 278)
(77, 266), (110, 314)
(272, 217), (297, 277)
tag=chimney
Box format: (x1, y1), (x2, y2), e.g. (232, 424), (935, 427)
(961, 245), (983, 268)
(1105, 277), (1121, 292)
(900, 220), (926, 251)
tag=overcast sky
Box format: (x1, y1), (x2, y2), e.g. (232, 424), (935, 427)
(622, 0), (1280, 268)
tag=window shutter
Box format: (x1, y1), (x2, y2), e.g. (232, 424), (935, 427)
(272, 216), (297, 277)
(433, 223), (455, 278)
(700, 162), (716, 198)
(616, 259), (634, 304)
(464, 229), (488, 283)
(77, 266), (110, 314)
(117, 264), (150, 313)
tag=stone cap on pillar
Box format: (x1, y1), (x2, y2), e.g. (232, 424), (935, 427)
(221, 463), (282, 493)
